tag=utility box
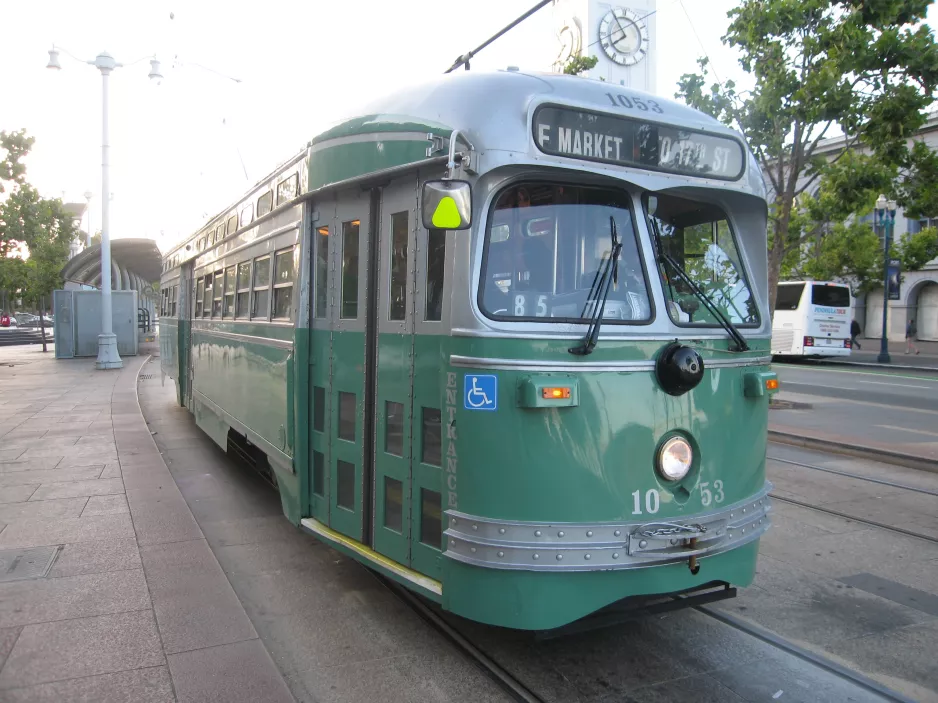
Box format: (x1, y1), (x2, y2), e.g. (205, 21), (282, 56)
(53, 290), (139, 359)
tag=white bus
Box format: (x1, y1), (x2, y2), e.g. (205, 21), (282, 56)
(772, 281), (853, 357)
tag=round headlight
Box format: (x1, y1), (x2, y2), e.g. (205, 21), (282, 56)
(657, 437), (693, 481)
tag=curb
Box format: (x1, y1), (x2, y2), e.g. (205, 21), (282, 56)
(768, 429), (938, 474)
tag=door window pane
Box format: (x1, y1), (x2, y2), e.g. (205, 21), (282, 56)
(315, 226), (329, 319)
(389, 212), (408, 321)
(252, 256), (270, 319)
(337, 460), (355, 510)
(384, 477), (403, 533)
(425, 229), (445, 321)
(385, 401), (404, 456)
(313, 451), (324, 496)
(338, 391), (356, 441)
(341, 220), (360, 319)
(420, 489), (442, 549)
(422, 408), (441, 466)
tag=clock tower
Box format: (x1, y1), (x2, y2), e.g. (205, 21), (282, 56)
(551, 0), (656, 93)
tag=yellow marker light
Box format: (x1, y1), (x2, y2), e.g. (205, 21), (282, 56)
(431, 196), (461, 229)
(765, 378), (779, 391)
(542, 387), (571, 400)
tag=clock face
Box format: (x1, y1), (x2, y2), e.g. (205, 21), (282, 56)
(599, 7), (649, 66)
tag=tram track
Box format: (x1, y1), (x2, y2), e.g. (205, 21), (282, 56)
(767, 454), (938, 497)
(376, 574), (546, 703)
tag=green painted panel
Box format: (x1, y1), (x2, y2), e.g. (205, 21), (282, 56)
(442, 541), (760, 630)
(308, 329), (332, 524)
(309, 142), (433, 191)
(310, 114), (452, 145)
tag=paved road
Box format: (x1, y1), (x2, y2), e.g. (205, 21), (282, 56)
(771, 363), (938, 458)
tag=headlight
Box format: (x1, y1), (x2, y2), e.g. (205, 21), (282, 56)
(657, 437), (693, 481)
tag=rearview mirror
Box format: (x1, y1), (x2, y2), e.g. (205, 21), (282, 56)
(422, 180), (472, 230)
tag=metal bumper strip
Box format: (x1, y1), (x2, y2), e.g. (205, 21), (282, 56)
(443, 482), (772, 571)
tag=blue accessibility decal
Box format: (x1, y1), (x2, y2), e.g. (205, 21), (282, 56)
(464, 374), (497, 411)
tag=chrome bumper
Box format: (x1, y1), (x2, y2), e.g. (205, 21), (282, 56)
(444, 482), (772, 571)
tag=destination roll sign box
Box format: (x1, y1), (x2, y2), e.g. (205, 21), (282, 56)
(533, 106), (745, 180)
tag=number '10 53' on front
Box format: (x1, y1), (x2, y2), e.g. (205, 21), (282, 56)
(532, 105), (745, 180)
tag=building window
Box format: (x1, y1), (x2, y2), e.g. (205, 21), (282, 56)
(425, 229), (445, 321)
(223, 266), (236, 317)
(272, 247), (294, 320)
(235, 262), (251, 318)
(226, 214), (238, 237)
(212, 269), (223, 316)
(257, 190), (273, 218)
(276, 173), (298, 205)
(389, 211), (408, 321)
(315, 226), (329, 319)
(251, 255), (271, 319)
(341, 220), (360, 319)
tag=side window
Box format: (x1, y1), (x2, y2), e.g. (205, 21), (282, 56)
(252, 255), (271, 320)
(172, 285), (177, 317)
(257, 191), (273, 218)
(341, 220), (360, 319)
(226, 214), (238, 237)
(195, 278), (204, 318)
(276, 174), (298, 205)
(425, 229), (446, 321)
(273, 247), (295, 320)
(389, 211), (408, 321)
(223, 266), (236, 317)
(240, 204), (253, 228)
(202, 274), (213, 317)
(212, 269), (223, 317)
(314, 226), (329, 319)
(235, 262), (251, 318)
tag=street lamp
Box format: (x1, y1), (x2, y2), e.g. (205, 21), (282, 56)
(47, 46), (162, 370)
(875, 194), (898, 364)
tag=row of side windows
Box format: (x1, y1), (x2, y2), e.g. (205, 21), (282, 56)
(313, 213), (446, 322)
(177, 172), (301, 262)
(193, 245), (295, 322)
(159, 285), (178, 317)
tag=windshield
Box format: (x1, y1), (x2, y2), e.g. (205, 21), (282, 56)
(811, 284), (850, 308)
(647, 193), (758, 326)
(775, 284), (805, 311)
(479, 183), (651, 323)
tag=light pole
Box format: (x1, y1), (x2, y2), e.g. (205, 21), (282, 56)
(47, 46), (162, 370)
(875, 194), (897, 364)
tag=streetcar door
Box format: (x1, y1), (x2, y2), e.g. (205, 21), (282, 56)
(320, 190), (371, 542)
(370, 177), (418, 564)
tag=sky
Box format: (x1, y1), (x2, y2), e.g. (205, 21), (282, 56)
(1, 0), (933, 255)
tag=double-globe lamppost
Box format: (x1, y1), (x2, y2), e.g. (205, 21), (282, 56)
(875, 193), (898, 364)
(46, 46), (162, 370)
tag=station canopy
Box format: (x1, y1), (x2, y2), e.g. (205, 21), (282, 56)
(61, 238), (162, 289)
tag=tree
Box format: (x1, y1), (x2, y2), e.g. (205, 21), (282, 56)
(0, 130), (77, 309)
(675, 1), (938, 310)
(563, 53), (598, 76)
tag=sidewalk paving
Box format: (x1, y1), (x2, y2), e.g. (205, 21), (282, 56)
(0, 345), (294, 702)
(834, 336), (938, 369)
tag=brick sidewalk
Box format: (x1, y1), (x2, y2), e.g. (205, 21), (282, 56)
(0, 346), (293, 702)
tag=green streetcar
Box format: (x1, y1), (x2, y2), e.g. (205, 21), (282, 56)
(159, 69), (778, 630)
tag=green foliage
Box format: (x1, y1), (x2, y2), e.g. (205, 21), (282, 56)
(894, 225), (938, 271)
(675, 1), (938, 308)
(563, 54), (598, 76)
(0, 129), (77, 305)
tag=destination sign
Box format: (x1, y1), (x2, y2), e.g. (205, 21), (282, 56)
(533, 106), (745, 180)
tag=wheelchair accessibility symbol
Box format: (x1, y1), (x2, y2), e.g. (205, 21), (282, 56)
(464, 374), (497, 411)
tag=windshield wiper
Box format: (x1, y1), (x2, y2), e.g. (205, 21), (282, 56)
(569, 216), (623, 356)
(649, 217), (750, 352)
